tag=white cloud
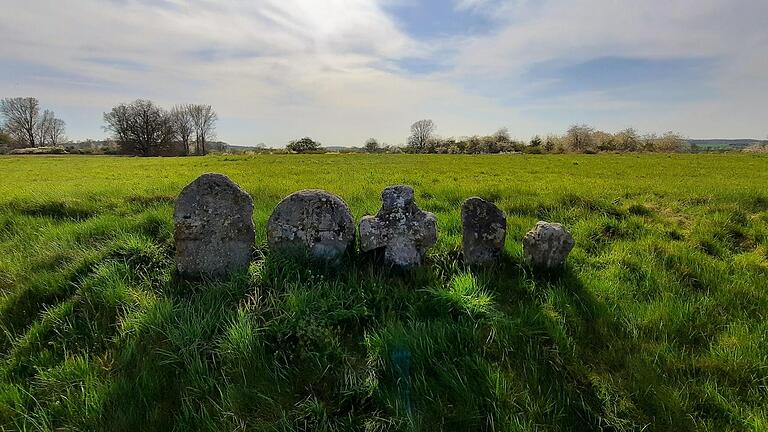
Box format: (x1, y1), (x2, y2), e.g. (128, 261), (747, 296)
(455, 0), (766, 75)
(446, 0), (768, 137)
(0, 0), (766, 144)
(1, 0), (447, 145)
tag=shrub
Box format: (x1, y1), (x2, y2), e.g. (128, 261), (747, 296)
(593, 131), (616, 152)
(615, 128), (640, 152)
(744, 143), (768, 153)
(565, 124), (596, 153)
(363, 138), (380, 153)
(523, 145), (543, 154)
(543, 135), (558, 153)
(653, 132), (687, 153)
(9, 146), (68, 155)
(0, 129), (11, 154)
(286, 137), (322, 153)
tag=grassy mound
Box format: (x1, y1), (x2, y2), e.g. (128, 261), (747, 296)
(0, 154), (767, 431)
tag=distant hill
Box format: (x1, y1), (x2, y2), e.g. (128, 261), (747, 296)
(687, 139), (766, 150)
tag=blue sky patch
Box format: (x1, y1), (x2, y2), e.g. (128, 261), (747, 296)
(385, 0), (499, 39)
(528, 56), (716, 97)
(0, 60), (116, 89)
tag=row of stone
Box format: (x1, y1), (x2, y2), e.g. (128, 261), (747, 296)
(173, 173), (575, 278)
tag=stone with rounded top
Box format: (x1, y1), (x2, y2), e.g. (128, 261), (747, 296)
(359, 185), (437, 267)
(523, 221), (575, 269)
(267, 189), (355, 261)
(462, 197), (506, 264)
(174, 173), (255, 278)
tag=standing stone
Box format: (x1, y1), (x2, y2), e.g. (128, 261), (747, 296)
(174, 173), (255, 278)
(359, 185), (437, 267)
(462, 197), (506, 264)
(267, 190), (355, 261)
(523, 221), (575, 269)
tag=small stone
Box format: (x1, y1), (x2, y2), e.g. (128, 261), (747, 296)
(462, 197), (506, 264)
(523, 221), (575, 269)
(174, 173), (255, 278)
(359, 185), (437, 267)
(267, 190), (355, 261)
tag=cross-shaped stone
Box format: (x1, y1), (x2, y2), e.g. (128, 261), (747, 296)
(359, 185), (437, 267)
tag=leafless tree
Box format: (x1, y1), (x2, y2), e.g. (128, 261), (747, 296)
(47, 117), (67, 145)
(407, 119), (435, 152)
(170, 104), (195, 155)
(37, 109), (67, 146)
(103, 104), (131, 145)
(103, 99), (174, 156)
(0, 97), (40, 147)
(189, 104), (217, 155)
(37, 109), (55, 146)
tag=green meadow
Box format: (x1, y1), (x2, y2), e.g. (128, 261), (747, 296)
(0, 153), (767, 431)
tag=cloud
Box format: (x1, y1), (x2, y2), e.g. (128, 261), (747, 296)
(0, 0), (766, 145)
(0, 0), (439, 144)
(444, 0), (768, 137)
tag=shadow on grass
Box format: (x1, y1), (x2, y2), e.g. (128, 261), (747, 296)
(519, 266), (696, 431)
(1, 243), (698, 431)
(14, 200), (98, 221)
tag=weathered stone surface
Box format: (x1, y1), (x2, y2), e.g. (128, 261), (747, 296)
(359, 185), (437, 267)
(462, 197), (506, 264)
(267, 190), (355, 261)
(174, 173), (254, 278)
(523, 221), (575, 269)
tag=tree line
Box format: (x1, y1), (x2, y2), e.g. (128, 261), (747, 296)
(284, 121), (690, 155)
(0, 97), (66, 148)
(0, 98), (749, 156)
(103, 99), (218, 156)
(395, 120), (689, 154)
(0, 97), (218, 156)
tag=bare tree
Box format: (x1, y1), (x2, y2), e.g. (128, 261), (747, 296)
(103, 104), (131, 146)
(407, 119), (435, 152)
(170, 104), (194, 155)
(47, 117), (67, 145)
(36, 109), (54, 146)
(35, 109), (67, 146)
(103, 99), (174, 156)
(189, 104), (217, 155)
(37, 109), (65, 146)
(0, 97), (40, 147)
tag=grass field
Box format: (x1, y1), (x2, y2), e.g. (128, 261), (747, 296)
(1, 153), (767, 431)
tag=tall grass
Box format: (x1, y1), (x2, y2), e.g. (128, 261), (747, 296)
(0, 153), (767, 431)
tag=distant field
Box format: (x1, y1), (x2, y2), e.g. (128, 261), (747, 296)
(1, 154), (767, 431)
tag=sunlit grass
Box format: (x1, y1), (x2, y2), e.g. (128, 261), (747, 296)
(0, 153), (767, 431)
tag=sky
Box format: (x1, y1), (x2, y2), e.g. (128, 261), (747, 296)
(1, 0), (766, 147)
